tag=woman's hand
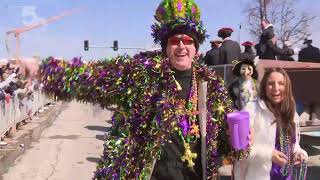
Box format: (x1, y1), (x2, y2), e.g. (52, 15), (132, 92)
(293, 153), (307, 166)
(272, 149), (288, 167)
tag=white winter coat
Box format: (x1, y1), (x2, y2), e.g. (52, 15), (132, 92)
(234, 99), (308, 180)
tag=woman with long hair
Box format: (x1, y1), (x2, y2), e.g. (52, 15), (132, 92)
(234, 67), (308, 180)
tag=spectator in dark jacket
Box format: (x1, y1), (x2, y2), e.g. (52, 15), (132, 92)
(203, 40), (222, 66)
(240, 41), (256, 61)
(218, 27), (241, 64)
(255, 19), (275, 56)
(259, 36), (294, 60)
(298, 37), (320, 63)
(278, 40), (295, 61)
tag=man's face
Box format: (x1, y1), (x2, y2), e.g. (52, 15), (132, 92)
(166, 34), (196, 70)
(211, 42), (221, 49)
(261, 20), (268, 28)
(240, 64), (253, 80)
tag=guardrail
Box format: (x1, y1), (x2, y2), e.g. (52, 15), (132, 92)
(0, 90), (52, 138)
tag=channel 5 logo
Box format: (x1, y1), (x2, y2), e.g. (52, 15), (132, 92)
(21, 6), (45, 26)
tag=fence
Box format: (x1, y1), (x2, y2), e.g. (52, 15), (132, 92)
(0, 90), (52, 138)
(207, 64), (235, 86)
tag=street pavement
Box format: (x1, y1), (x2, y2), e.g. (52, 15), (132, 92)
(1, 101), (319, 179)
(2, 101), (112, 180)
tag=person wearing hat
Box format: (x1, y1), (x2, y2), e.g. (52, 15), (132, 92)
(15, 0), (247, 179)
(202, 40), (222, 66)
(298, 37), (320, 63)
(240, 41), (256, 61)
(218, 27), (241, 64)
(298, 37), (320, 124)
(228, 59), (258, 110)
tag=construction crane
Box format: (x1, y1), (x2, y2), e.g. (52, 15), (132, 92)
(5, 7), (83, 61)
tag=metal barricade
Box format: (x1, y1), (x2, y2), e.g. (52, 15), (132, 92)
(0, 90), (52, 138)
(207, 64), (235, 86)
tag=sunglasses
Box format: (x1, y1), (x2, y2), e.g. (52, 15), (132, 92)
(168, 36), (194, 45)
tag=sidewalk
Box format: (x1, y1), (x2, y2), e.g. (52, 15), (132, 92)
(1, 101), (109, 180)
(0, 101), (64, 177)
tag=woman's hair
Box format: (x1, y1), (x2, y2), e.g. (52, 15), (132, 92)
(260, 67), (296, 135)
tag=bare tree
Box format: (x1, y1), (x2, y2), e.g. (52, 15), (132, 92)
(245, 0), (316, 45)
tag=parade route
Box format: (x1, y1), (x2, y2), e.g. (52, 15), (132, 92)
(2, 101), (112, 180)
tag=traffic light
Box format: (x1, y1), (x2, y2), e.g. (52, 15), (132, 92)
(113, 40), (118, 51)
(84, 40), (89, 51)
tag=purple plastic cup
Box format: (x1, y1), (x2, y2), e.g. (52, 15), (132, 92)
(226, 111), (250, 150)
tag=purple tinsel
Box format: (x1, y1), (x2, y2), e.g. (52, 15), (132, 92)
(177, 2), (182, 11)
(179, 115), (189, 136)
(191, 6), (196, 14)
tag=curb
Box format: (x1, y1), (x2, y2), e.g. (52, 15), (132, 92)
(0, 102), (67, 178)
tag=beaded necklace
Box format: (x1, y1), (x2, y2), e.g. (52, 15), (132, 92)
(279, 127), (292, 176)
(293, 159), (308, 180)
(173, 68), (200, 168)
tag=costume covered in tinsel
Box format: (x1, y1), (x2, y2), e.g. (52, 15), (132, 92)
(40, 0), (248, 179)
(40, 52), (245, 179)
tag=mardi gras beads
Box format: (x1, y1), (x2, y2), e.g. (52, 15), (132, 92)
(279, 128), (292, 176)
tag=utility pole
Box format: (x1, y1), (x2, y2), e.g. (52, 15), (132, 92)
(259, 0), (269, 31)
(263, 0), (268, 20)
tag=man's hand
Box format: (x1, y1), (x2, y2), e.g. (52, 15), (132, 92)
(15, 58), (40, 78)
(272, 150), (288, 167)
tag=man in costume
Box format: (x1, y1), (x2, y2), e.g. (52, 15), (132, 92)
(18, 0), (247, 179)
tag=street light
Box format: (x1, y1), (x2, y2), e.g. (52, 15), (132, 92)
(83, 39), (146, 51)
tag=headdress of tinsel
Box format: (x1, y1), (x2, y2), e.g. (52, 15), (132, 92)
(151, 0), (208, 44)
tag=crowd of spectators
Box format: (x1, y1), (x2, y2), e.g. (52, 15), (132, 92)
(0, 62), (39, 118)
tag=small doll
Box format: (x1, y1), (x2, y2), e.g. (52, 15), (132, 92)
(228, 59), (258, 110)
